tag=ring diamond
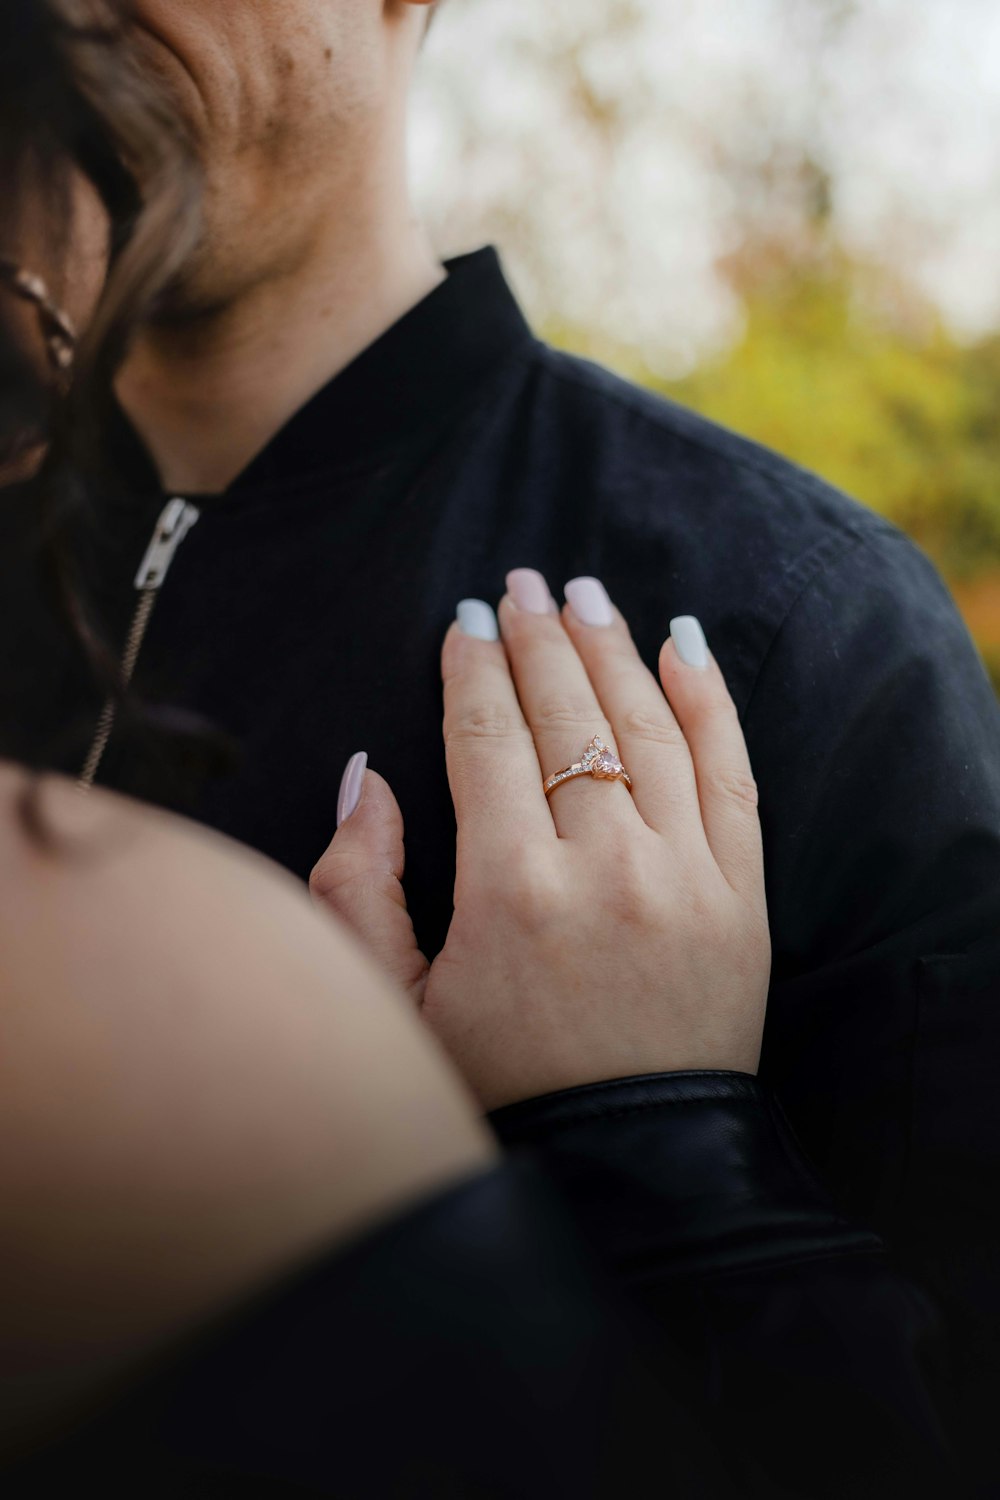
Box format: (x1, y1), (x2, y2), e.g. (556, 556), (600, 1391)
(543, 735), (634, 798)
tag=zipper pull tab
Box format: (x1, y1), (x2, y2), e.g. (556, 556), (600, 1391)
(135, 498), (201, 590)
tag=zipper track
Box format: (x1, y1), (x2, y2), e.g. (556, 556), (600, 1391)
(78, 587), (158, 791)
(77, 499), (200, 793)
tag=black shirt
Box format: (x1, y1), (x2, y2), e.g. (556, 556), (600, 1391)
(4, 246), (1000, 1474)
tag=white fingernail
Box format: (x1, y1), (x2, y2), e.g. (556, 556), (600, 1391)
(457, 599), (499, 641)
(671, 616), (709, 670)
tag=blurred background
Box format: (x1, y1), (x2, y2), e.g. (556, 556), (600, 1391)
(412, 0), (1000, 690)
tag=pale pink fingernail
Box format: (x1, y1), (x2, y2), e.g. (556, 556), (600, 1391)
(337, 751), (368, 827)
(507, 568), (554, 616)
(565, 576), (614, 628)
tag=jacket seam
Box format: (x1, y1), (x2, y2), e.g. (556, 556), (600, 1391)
(495, 1091), (764, 1141)
(623, 1239), (886, 1288)
(741, 526), (891, 722)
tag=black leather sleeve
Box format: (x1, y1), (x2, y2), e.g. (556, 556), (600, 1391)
(489, 1071), (971, 1499)
(2, 1156), (737, 1500)
(2, 1077), (977, 1499)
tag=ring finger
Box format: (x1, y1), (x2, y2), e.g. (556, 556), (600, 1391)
(499, 569), (638, 839)
(561, 576), (704, 842)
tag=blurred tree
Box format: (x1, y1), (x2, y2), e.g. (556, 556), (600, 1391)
(663, 261), (1000, 582)
(546, 231), (1000, 688)
(418, 0), (1000, 689)
(546, 249), (1000, 689)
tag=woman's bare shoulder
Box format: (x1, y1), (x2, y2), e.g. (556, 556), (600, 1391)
(0, 758), (291, 877)
(0, 771), (490, 1408)
(0, 758), (154, 852)
(0, 759), (310, 965)
(0, 758), (416, 1078)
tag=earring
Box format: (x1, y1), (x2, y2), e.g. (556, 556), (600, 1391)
(0, 256), (77, 375)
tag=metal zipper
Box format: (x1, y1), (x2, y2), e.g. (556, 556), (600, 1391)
(78, 497), (201, 791)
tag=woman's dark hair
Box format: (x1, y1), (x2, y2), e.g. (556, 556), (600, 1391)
(1, 0), (201, 455)
(1, 1), (233, 836)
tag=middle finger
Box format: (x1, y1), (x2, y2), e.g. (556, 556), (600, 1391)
(499, 569), (636, 839)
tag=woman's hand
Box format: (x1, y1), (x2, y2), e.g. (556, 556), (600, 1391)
(311, 572), (770, 1113)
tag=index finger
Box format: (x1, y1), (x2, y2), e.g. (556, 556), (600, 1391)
(442, 602), (556, 862)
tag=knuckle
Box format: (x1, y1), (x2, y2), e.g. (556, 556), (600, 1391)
(601, 884), (654, 930)
(496, 850), (565, 931)
(533, 694), (601, 733)
(590, 832), (656, 924)
(309, 850), (381, 911)
(308, 851), (340, 898)
(688, 691), (735, 728)
(445, 704), (527, 746)
(309, 855), (355, 909)
(619, 704), (687, 749)
(712, 768), (760, 809)
(599, 821), (643, 871)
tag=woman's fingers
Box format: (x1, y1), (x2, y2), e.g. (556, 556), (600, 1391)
(309, 765), (430, 1005)
(441, 584), (760, 907)
(560, 576), (704, 841)
(499, 572), (635, 838)
(658, 619), (766, 907)
(441, 604), (556, 863)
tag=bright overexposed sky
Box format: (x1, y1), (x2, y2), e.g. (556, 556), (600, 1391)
(411, 0), (1000, 369)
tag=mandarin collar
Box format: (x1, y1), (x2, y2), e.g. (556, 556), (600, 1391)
(107, 246), (534, 505)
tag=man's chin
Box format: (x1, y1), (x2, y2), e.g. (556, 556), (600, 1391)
(143, 252), (248, 331)
(143, 266), (225, 329)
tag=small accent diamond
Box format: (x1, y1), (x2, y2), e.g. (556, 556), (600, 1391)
(581, 735), (605, 768)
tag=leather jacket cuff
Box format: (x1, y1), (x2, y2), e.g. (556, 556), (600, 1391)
(488, 1071), (883, 1283)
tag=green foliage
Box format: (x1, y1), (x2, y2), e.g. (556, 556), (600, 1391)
(551, 257), (1000, 580)
(545, 253), (1000, 691)
(979, 645), (1000, 697)
(663, 263), (1000, 580)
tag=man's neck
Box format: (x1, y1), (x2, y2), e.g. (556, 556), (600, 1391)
(115, 210), (445, 496)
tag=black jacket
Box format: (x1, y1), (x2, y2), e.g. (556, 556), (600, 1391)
(5, 1062), (992, 1498)
(3, 247), (1000, 1492)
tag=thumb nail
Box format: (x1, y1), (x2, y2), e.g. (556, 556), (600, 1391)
(337, 751), (368, 827)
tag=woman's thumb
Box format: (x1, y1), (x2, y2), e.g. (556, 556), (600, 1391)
(309, 757), (429, 1005)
